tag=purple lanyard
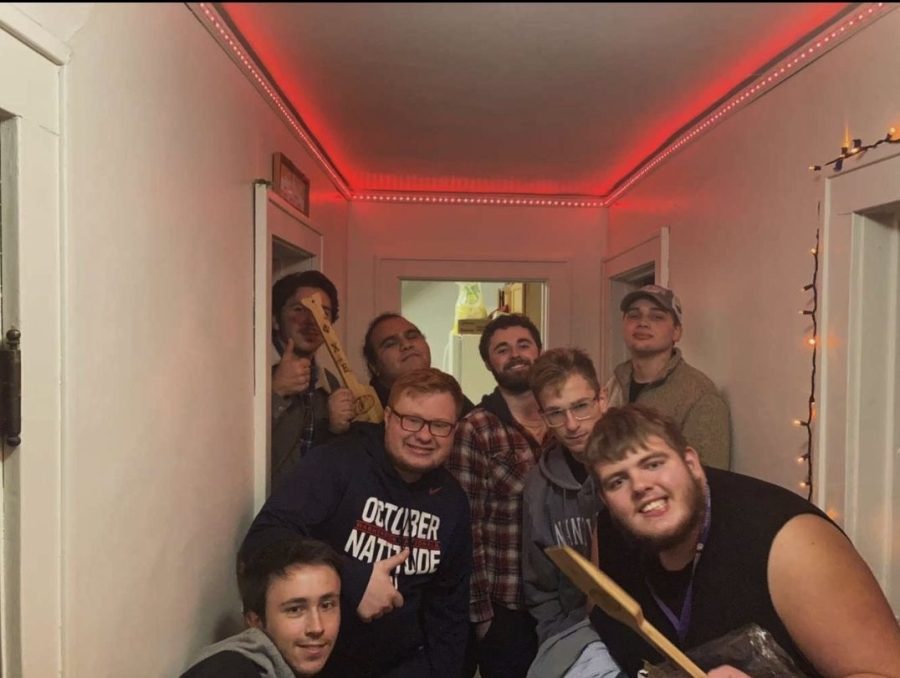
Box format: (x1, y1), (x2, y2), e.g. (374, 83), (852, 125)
(645, 485), (711, 645)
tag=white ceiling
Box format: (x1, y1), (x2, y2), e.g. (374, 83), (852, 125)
(220, 2), (852, 198)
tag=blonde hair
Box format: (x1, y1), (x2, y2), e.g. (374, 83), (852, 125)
(388, 368), (464, 418)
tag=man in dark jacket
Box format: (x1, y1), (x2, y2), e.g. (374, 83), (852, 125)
(242, 368), (472, 678)
(270, 271), (355, 488)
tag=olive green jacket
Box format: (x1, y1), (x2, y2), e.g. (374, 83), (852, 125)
(604, 348), (731, 469)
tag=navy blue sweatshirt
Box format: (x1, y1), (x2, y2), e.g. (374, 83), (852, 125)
(241, 424), (472, 678)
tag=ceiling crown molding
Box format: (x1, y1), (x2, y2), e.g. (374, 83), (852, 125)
(604, 2), (893, 206)
(191, 2), (893, 209)
(352, 193), (603, 209)
(188, 2), (352, 198)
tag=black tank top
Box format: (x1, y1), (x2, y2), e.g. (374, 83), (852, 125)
(592, 467), (830, 676)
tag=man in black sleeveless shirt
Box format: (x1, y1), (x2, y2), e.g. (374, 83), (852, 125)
(582, 405), (900, 677)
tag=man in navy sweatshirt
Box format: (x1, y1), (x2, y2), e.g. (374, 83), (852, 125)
(241, 367), (472, 678)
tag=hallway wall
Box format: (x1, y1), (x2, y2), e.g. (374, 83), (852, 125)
(605, 8), (900, 496)
(17, 4), (351, 675)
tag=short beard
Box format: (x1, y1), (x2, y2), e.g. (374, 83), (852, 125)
(492, 365), (532, 394)
(614, 475), (706, 555)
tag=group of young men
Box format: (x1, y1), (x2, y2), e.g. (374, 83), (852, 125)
(182, 270), (900, 677)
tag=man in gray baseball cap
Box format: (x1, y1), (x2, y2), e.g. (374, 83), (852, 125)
(605, 284), (731, 469)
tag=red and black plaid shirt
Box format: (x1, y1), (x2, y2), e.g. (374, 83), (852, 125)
(446, 390), (554, 623)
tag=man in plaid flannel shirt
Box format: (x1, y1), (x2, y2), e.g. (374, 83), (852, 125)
(446, 313), (553, 678)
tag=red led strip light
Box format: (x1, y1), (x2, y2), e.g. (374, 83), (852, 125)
(603, 3), (889, 206)
(194, 3), (352, 198)
(352, 194), (601, 208)
(196, 3), (889, 209)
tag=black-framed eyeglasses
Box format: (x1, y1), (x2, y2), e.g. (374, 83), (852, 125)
(390, 410), (457, 438)
(540, 397), (599, 428)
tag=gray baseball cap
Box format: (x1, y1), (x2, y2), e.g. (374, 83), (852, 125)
(620, 284), (683, 325)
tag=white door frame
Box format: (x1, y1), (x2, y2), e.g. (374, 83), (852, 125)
(0, 9), (69, 676)
(600, 227), (669, 378)
(819, 149), (900, 609)
(374, 257), (574, 349)
(252, 183), (323, 509)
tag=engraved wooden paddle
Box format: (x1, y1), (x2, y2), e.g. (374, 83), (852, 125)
(300, 294), (383, 424)
(545, 545), (706, 677)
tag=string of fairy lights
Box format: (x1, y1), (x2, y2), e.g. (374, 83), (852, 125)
(794, 227), (819, 500)
(809, 127), (899, 172)
(797, 125), (898, 498)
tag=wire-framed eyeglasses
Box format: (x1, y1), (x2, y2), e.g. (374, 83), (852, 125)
(391, 411), (457, 438)
(540, 397), (599, 428)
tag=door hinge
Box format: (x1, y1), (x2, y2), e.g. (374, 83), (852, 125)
(0, 328), (22, 447)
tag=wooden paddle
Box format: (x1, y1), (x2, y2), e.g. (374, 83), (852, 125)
(545, 545), (706, 677)
(300, 294), (383, 424)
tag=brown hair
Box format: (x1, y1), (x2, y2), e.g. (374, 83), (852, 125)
(388, 367), (464, 418)
(584, 404), (689, 466)
(529, 347), (599, 403)
(238, 537), (341, 624)
(272, 270), (339, 322)
(479, 313), (542, 362)
(362, 312), (407, 377)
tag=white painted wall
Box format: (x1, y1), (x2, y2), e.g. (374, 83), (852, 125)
(346, 202), (607, 378)
(604, 10), (900, 494)
(4, 3), (349, 676)
(0, 15), (65, 677)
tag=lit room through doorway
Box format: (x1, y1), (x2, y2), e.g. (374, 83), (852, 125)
(400, 280), (546, 404)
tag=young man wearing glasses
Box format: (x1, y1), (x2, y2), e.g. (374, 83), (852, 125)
(521, 348), (622, 678)
(241, 368), (472, 677)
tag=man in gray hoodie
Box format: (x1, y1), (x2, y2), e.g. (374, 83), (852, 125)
(182, 537), (342, 677)
(522, 348), (622, 678)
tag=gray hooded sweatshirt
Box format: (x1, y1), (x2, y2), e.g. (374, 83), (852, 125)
(181, 627), (296, 678)
(523, 441), (619, 676)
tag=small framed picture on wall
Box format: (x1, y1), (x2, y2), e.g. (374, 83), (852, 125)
(272, 152), (310, 216)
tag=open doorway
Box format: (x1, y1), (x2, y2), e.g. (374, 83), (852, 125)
(601, 228), (669, 378)
(273, 236), (315, 279)
(820, 154), (900, 615)
(607, 263), (655, 372)
(400, 280), (546, 404)
(252, 183), (323, 507)
(845, 204), (900, 615)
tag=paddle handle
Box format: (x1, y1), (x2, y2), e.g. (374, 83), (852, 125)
(639, 620), (706, 677)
